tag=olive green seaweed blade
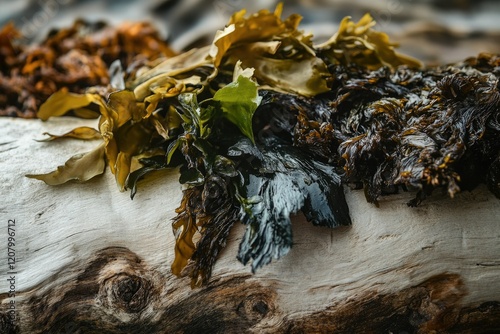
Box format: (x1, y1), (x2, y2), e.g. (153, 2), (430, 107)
(26, 144), (106, 185)
(35, 127), (101, 142)
(37, 89), (96, 121)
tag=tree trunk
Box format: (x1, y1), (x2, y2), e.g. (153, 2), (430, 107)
(1, 117), (499, 333)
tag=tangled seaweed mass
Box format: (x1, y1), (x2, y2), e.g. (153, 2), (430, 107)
(7, 5), (499, 286)
(0, 20), (175, 118)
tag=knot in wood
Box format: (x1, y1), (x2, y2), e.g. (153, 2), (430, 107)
(109, 273), (151, 313)
(236, 294), (272, 322)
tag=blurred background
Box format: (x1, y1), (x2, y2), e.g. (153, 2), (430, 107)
(1, 0), (499, 65)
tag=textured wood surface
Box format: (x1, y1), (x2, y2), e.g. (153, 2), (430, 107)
(0, 117), (499, 333)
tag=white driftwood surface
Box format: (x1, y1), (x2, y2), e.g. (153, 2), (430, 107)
(1, 117), (499, 333)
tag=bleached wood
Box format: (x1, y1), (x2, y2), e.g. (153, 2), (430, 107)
(1, 117), (499, 332)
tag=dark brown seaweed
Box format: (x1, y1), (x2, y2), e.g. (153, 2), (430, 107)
(293, 56), (500, 205)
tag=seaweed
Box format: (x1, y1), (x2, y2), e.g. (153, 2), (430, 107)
(0, 20), (175, 117)
(235, 137), (351, 272)
(15, 5), (500, 286)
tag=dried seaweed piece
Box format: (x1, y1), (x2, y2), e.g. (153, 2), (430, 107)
(268, 55), (500, 207)
(36, 127), (101, 142)
(316, 14), (422, 70)
(167, 75), (261, 280)
(462, 52), (500, 74)
(295, 108), (339, 162)
(0, 23), (22, 74)
(26, 144), (105, 185)
(37, 88), (102, 121)
(0, 20), (175, 118)
(130, 3), (335, 98)
(338, 98), (406, 203)
(211, 3), (331, 96)
(171, 184), (202, 276)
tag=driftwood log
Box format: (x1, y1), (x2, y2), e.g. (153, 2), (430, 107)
(1, 117), (499, 333)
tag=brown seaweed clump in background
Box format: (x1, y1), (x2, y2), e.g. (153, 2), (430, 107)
(0, 20), (175, 118)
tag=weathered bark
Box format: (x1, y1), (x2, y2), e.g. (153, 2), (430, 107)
(1, 117), (499, 333)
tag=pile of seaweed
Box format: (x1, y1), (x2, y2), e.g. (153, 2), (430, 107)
(17, 5), (500, 286)
(0, 20), (175, 117)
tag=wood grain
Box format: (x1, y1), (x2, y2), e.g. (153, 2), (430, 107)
(1, 117), (499, 333)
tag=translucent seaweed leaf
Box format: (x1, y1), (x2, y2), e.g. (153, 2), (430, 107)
(131, 47), (211, 100)
(229, 48), (330, 96)
(107, 90), (145, 124)
(36, 127), (101, 142)
(72, 108), (100, 119)
(112, 121), (154, 190)
(26, 144), (105, 185)
(316, 14), (422, 70)
(209, 4), (331, 96)
(37, 89), (96, 121)
(213, 75), (261, 143)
